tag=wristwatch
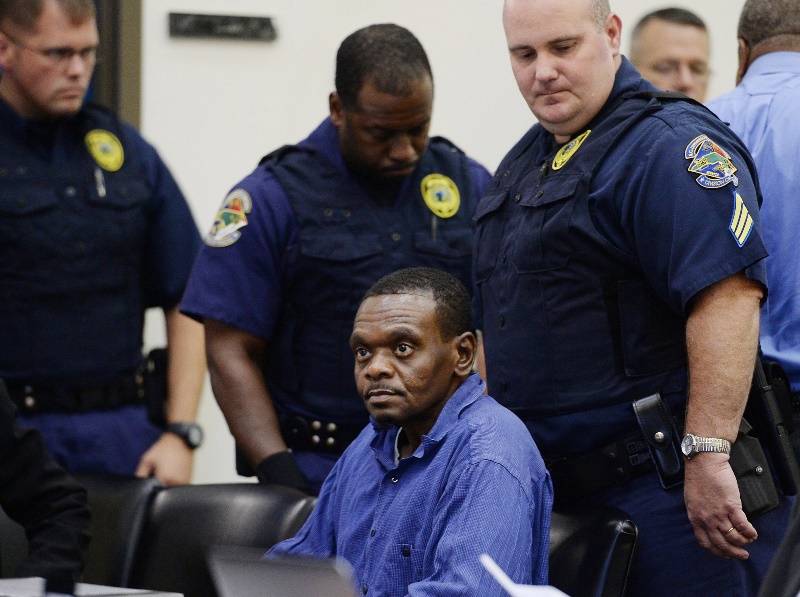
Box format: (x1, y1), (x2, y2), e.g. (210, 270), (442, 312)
(680, 433), (731, 459)
(166, 422), (204, 449)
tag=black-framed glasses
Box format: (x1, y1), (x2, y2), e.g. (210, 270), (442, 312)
(2, 30), (98, 67)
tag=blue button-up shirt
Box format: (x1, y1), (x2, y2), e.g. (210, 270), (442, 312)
(708, 52), (800, 391)
(269, 373), (553, 596)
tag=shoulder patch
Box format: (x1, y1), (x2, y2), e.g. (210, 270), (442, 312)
(552, 129), (591, 170)
(205, 189), (252, 247)
(730, 190), (754, 247)
(421, 174), (460, 218)
(85, 129), (124, 172)
(684, 134), (738, 189)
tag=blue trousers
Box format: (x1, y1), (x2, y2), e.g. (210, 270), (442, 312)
(18, 404), (163, 476)
(570, 469), (793, 597)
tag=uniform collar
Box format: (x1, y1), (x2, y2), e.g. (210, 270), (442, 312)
(370, 373), (486, 468)
(583, 56), (657, 133)
(744, 51), (800, 79)
(302, 117), (348, 175)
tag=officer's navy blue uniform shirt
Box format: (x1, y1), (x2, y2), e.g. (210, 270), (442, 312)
(0, 97), (201, 475)
(269, 374), (553, 597)
(0, 97), (201, 384)
(182, 118), (490, 441)
(475, 58), (768, 460)
(475, 56), (788, 597)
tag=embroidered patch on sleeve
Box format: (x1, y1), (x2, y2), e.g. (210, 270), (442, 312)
(205, 189), (252, 247)
(730, 190), (753, 247)
(684, 134), (739, 188)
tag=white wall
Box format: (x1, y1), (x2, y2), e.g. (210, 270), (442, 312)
(138, 0), (746, 484)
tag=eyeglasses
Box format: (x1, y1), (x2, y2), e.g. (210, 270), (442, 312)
(2, 30), (98, 67)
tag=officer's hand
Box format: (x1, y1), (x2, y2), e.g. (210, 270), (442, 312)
(256, 451), (311, 494)
(683, 452), (757, 559)
(136, 432), (194, 486)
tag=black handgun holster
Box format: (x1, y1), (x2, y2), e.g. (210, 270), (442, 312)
(730, 418), (780, 518)
(632, 394), (683, 489)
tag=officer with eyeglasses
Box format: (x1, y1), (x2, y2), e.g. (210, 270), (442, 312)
(0, 0), (206, 485)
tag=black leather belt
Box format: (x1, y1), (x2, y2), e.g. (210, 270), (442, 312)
(280, 413), (365, 455)
(547, 431), (656, 499)
(7, 373), (145, 415)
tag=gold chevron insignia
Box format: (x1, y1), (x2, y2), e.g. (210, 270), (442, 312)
(730, 191), (753, 247)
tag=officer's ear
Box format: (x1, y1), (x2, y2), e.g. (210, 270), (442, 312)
(329, 92), (344, 128)
(736, 38), (750, 85)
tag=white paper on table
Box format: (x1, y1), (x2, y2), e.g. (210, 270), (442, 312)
(479, 554), (570, 597)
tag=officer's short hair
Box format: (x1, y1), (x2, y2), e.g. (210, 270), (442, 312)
(335, 24), (433, 110)
(362, 268), (473, 341)
(739, 0), (800, 47)
(630, 7), (707, 57)
(0, 0), (95, 32)
(590, 0), (611, 31)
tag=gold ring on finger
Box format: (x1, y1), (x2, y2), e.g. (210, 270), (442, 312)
(723, 526), (735, 535)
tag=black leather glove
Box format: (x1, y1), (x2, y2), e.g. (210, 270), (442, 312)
(256, 451), (311, 494)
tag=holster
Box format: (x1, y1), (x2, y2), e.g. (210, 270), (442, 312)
(632, 394), (683, 489)
(142, 347), (168, 428)
(730, 417), (780, 518)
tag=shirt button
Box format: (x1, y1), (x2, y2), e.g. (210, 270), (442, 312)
(402, 547), (411, 557)
(65, 186), (77, 197)
(499, 316), (505, 327)
(362, 585), (368, 595)
(514, 194), (521, 203)
(502, 254), (508, 264)
(370, 529), (376, 537)
(323, 209), (333, 217)
(536, 190), (544, 198)
(390, 232), (401, 242)
(391, 476), (398, 483)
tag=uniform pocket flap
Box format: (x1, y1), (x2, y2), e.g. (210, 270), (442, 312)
(519, 173), (583, 208)
(299, 231), (383, 262)
(0, 186), (58, 215)
(473, 188), (508, 222)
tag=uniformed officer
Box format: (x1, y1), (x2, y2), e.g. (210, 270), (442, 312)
(181, 24), (491, 494)
(476, 0), (793, 594)
(0, 0), (205, 484)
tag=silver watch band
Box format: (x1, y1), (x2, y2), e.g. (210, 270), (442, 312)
(695, 437), (731, 454)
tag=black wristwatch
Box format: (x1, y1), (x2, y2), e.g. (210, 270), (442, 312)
(166, 422), (204, 449)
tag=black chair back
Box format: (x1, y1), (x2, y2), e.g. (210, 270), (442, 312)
(0, 472), (160, 587)
(127, 483), (316, 597)
(74, 473), (161, 587)
(549, 505), (637, 597)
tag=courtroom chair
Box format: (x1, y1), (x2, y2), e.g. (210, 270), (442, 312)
(127, 483), (317, 597)
(0, 507), (27, 578)
(0, 472), (160, 586)
(548, 505), (637, 597)
(73, 473), (162, 587)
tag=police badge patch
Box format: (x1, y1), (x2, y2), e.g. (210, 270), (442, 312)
(684, 134), (739, 188)
(205, 189), (252, 247)
(552, 129), (591, 170)
(85, 129), (124, 172)
(730, 190), (753, 247)
(421, 173), (460, 218)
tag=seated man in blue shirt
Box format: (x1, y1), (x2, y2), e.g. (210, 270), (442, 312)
(270, 267), (553, 596)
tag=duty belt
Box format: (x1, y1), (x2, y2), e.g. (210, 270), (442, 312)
(280, 413), (365, 455)
(7, 372), (145, 415)
(546, 431), (655, 498)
